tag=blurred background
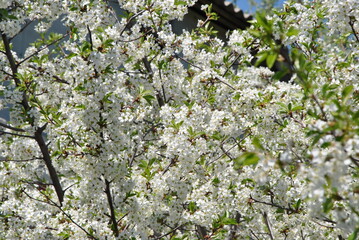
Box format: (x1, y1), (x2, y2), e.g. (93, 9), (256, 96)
(234, 0), (287, 13)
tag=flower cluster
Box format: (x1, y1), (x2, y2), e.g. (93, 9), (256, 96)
(0, 0), (358, 239)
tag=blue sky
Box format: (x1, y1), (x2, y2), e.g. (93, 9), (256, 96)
(235, 0), (286, 13)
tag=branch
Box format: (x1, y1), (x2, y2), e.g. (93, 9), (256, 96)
(49, 198), (99, 239)
(3, 32), (67, 206)
(8, 19), (35, 42)
(222, 52), (241, 77)
(34, 124), (64, 205)
(25, 187), (96, 238)
(207, 133), (250, 166)
(214, 76), (235, 90)
(250, 229), (260, 240)
(1, 33), (19, 84)
(16, 32), (69, 66)
(118, 28), (152, 43)
(173, 53), (235, 90)
(0, 130), (34, 138)
(28, 65), (69, 84)
(262, 211), (274, 240)
(22, 188), (57, 206)
(0, 121), (26, 132)
(152, 224), (184, 239)
(104, 179), (119, 237)
(174, 53), (204, 71)
(142, 57), (165, 107)
(349, 155), (359, 168)
(349, 16), (359, 42)
(0, 157), (42, 162)
(119, 9), (147, 36)
(311, 94), (328, 121)
(250, 196), (296, 214)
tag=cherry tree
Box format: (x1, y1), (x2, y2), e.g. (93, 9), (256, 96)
(0, 0), (358, 239)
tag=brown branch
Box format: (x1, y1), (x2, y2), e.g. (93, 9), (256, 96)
(8, 19), (35, 42)
(47, 197), (99, 239)
(250, 229), (260, 240)
(142, 57), (165, 107)
(173, 53), (235, 90)
(222, 52), (241, 77)
(118, 28), (152, 42)
(349, 155), (359, 168)
(22, 189), (57, 206)
(0, 130), (34, 138)
(28, 65), (69, 84)
(311, 94), (328, 121)
(152, 224), (185, 239)
(1, 33), (19, 84)
(119, 9), (147, 36)
(250, 196), (296, 214)
(262, 211), (274, 240)
(2, 33), (65, 206)
(87, 25), (94, 51)
(349, 16), (359, 42)
(0, 157), (42, 162)
(104, 179), (119, 237)
(0, 121), (26, 132)
(34, 124), (64, 205)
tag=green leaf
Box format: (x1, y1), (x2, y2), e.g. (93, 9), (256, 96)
(292, 105), (304, 111)
(222, 217), (238, 225)
(174, 0), (187, 5)
(252, 137), (265, 150)
(323, 197), (334, 213)
(255, 51), (269, 67)
(272, 68), (289, 80)
(188, 201), (198, 214)
(255, 12), (272, 33)
(266, 52), (278, 68)
(347, 229), (358, 240)
(286, 26), (299, 37)
(342, 85), (353, 103)
(212, 177), (220, 185)
(210, 131), (223, 140)
(294, 199), (301, 210)
(234, 152), (260, 169)
(66, 52), (77, 59)
(0, 9), (18, 20)
(143, 94), (155, 104)
(248, 29), (261, 38)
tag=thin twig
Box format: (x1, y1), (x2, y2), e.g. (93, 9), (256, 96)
(349, 155), (359, 168)
(174, 53), (204, 71)
(250, 229), (260, 240)
(152, 224), (184, 239)
(0, 130), (34, 138)
(26, 188), (99, 239)
(222, 53), (241, 77)
(251, 196), (295, 213)
(119, 9), (147, 36)
(0, 122), (26, 132)
(349, 16), (359, 42)
(262, 211), (274, 240)
(54, 202), (99, 239)
(0, 157), (42, 162)
(17, 32), (69, 66)
(118, 28), (152, 42)
(9, 19), (35, 42)
(311, 94), (328, 121)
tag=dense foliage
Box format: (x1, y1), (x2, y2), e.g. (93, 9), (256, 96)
(0, 0), (358, 239)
